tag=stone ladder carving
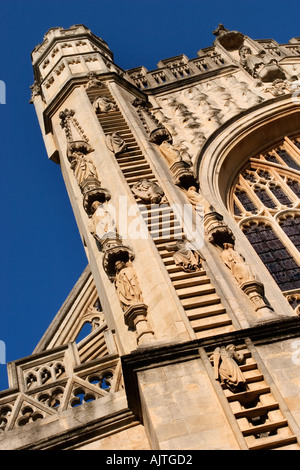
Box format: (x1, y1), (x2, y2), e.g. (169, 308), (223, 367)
(86, 83), (235, 339)
(206, 343), (300, 450)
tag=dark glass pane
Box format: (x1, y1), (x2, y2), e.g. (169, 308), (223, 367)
(243, 223), (300, 291)
(279, 216), (300, 252)
(235, 190), (257, 213)
(277, 149), (300, 171)
(287, 295), (300, 310)
(254, 187), (277, 209)
(257, 169), (272, 180)
(264, 153), (280, 164)
(234, 201), (242, 216)
(242, 170), (257, 183)
(269, 185), (292, 206)
(292, 138), (300, 150)
(287, 179), (300, 198)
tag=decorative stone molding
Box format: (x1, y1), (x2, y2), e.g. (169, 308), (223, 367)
(123, 304), (155, 346)
(0, 345), (123, 433)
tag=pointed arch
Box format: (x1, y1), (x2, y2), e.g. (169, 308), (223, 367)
(197, 98), (300, 314)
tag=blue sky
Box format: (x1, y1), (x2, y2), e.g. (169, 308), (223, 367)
(0, 0), (299, 391)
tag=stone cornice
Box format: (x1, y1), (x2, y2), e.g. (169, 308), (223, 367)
(143, 65), (238, 96)
(122, 316), (300, 419)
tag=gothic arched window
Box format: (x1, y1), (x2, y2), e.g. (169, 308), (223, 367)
(230, 135), (300, 312)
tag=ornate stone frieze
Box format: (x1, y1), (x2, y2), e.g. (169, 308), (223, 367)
(264, 78), (300, 96)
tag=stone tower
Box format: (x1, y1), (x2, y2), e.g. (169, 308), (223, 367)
(1, 24), (300, 450)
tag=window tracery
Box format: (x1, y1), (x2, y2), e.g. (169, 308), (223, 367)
(230, 136), (300, 312)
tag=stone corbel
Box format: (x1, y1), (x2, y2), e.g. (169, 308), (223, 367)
(67, 140), (94, 161)
(124, 303), (155, 346)
(240, 280), (275, 321)
(102, 241), (135, 281)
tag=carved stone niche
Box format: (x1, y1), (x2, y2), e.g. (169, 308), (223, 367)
(170, 160), (198, 189)
(204, 211), (235, 246)
(213, 23), (244, 51)
(102, 241), (135, 281)
(67, 140), (94, 159)
(80, 176), (111, 216)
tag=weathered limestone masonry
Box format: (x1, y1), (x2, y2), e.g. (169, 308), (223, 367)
(1, 24), (300, 450)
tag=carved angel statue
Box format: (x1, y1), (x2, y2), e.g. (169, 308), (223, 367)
(131, 179), (167, 204)
(165, 239), (205, 272)
(93, 95), (117, 113)
(69, 151), (98, 186)
(88, 200), (116, 241)
(113, 260), (144, 311)
(213, 344), (248, 392)
(105, 132), (127, 155)
(221, 243), (256, 286)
